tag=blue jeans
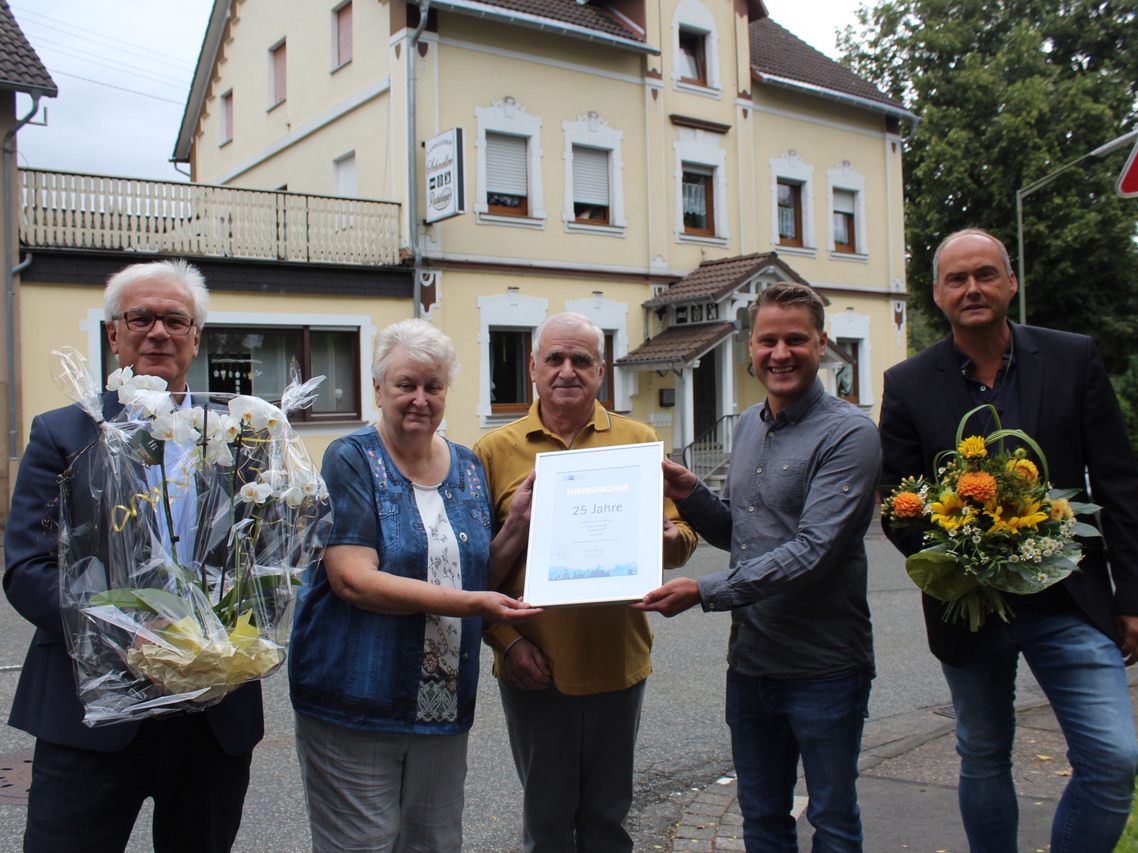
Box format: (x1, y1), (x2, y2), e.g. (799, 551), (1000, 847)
(941, 611), (1138, 853)
(726, 667), (871, 852)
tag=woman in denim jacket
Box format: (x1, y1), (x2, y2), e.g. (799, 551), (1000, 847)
(289, 319), (538, 852)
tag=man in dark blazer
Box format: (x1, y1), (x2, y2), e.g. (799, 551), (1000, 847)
(4, 259), (262, 853)
(879, 228), (1138, 853)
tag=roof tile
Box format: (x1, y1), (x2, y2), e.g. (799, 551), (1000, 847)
(461, 0), (643, 43)
(751, 17), (898, 112)
(0, 0), (57, 97)
(645, 252), (809, 307)
(618, 322), (735, 367)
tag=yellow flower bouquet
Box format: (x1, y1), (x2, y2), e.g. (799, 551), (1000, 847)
(882, 405), (1102, 631)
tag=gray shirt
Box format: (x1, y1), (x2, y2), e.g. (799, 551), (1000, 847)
(680, 380), (879, 678)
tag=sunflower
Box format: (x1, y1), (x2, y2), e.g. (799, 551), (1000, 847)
(1049, 498), (1074, 521)
(931, 492), (973, 531)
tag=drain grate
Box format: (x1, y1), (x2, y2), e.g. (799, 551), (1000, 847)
(0, 750), (33, 805)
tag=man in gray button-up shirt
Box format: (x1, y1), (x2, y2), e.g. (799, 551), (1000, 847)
(636, 281), (880, 852)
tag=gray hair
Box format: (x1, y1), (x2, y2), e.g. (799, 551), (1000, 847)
(532, 312), (605, 360)
(372, 318), (459, 386)
(104, 259), (210, 327)
(932, 228), (1013, 285)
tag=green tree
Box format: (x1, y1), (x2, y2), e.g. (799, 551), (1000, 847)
(839, 0), (1138, 373)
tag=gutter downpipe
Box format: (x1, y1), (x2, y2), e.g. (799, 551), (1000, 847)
(408, 0), (430, 318)
(4, 94), (41, 467)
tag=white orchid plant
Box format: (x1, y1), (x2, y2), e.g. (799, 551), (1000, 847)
(55, 349), (332, 726)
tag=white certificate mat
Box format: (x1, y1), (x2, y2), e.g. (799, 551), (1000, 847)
(524, 442), (664, 607)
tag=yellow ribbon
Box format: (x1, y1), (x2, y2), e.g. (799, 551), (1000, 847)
(111, 486), (164, 533)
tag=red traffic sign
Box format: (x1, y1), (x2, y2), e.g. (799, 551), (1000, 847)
(1119, 137), (1138, 198)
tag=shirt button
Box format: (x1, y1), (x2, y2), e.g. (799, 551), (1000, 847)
(747, 505), (755, 512)
(756, 467), (763, 474)
(740, 543), (748, 551)
(782, 464), (789, 470)
(459, 532), (468, 542)
(842, 484), (850, 493)
(707, 601), (717, 611)
(445, 489), (453, 499)
(980, 385), (988, 392)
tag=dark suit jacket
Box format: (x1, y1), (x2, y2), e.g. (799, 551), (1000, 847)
(879, 324), (1138, 665)
(3, 391), (263, 754)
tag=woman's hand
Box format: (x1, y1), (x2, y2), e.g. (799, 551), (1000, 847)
(474, 591), (543, 623)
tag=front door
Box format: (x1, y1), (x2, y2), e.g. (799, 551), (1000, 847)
(692, 346), (718, 440)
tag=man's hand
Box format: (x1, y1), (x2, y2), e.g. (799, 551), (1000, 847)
(631, 577), (702, 617)
(662, 459), (698, 502)
(502, 637), (553, 689)
(1117, 615), (1138, 666)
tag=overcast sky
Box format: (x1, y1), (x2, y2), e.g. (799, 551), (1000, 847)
(11, 0), (865, 183)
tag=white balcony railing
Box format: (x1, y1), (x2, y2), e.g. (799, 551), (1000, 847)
(19, 169), (402, 267)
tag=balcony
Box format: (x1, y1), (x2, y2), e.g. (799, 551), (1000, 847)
(19, 169), (402, 267)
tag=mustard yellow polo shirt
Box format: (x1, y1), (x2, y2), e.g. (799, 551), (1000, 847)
(474, 400), (698, 695)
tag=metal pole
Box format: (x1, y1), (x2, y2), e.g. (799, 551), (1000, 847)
(1015, 189), (1026, 325)
(407, 1), (430, 319)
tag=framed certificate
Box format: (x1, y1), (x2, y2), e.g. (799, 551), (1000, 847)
(523, 441), (664, 607)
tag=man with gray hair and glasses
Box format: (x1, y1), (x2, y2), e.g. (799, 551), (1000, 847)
(5, 259), (262, 852)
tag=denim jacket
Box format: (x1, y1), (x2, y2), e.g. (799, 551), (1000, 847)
(289, 426), (493, 734)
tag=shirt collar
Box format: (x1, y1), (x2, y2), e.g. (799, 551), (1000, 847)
(760, 379), (825, 426)
(951, 325), (1015, 377)
(524, 398), (612, 440)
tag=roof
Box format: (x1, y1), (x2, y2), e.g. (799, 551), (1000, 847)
(431, 0), (651, 50)
(750, 17), (911, 122)
(0, 0), (57, 97)
(617, 322), (735, 368)
(644, 252), (815, 308)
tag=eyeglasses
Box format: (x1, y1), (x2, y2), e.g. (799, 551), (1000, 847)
(113, 309), (196, 336)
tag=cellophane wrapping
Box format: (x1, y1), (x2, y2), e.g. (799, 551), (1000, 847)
(54, 348), (332, 726)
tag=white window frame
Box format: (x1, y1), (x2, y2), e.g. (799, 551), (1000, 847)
(827, 162), (867, 260)
(562, 112), (626, 235)
(671, 0), (721, 96)
(828, 310), (873, 408)
(268, 39), (287, 109)
(84, 308), (378, 432)
(334, 150), (357, 197)
(769, 151), (815, 254)
(477, 291), (548, 426)
(474, 97), (545, 227)
(565, 294), (634, 411)
(219, 89), (233, 145)
(332, 1), (352, 71)
(674, 129), (728, 245)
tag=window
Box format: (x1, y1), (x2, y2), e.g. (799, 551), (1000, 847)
(104, 326), (361, 422)
(485, 132), (529, 216)
(770, 152), (815, 250)
(598, 332), (615, 410)
(572, 146), (609, 224)
(333, 2), (352, 68)
(563, 112), (625, 232)
(777, 181), (803, 247)
(833, 189), (856, 253)
(677, 28), (706, 85)
(475, 97), (545, 224)
(682, 165), (714, 237)
(334, 151), (357, 197)
(220, 90), (233, 144)
(834, 339), (860, 404)
(269, 41), (287, 107)
(672, 0), (720, 92)
(489, 329), (533, 413)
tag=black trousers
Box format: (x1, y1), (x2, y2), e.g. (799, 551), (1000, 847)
(24, 713), (252, 853)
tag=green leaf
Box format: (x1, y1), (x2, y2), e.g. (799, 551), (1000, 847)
(88, 587), (192, 620)
(1072, 521), (1104, 538)
(905, 549), (978, 601)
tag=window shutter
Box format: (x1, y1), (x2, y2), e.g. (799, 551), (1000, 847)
(573, 146), (609, 206)
(486, 133), (528, 196)
(833, 189), (856, 214)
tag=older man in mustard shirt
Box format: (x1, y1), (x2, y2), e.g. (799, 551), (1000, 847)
(475, 311), (697, 852)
